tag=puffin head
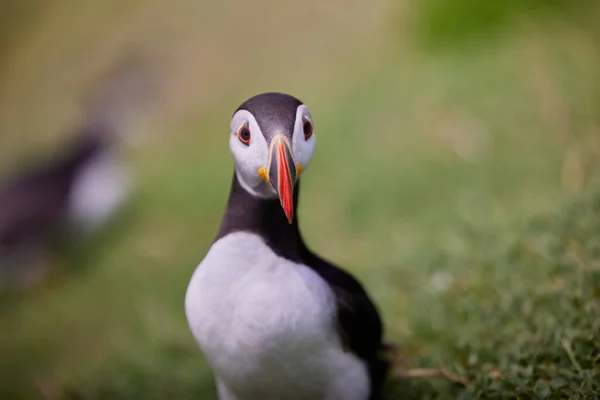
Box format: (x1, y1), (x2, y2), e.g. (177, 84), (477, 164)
(229, 92), (316, 223)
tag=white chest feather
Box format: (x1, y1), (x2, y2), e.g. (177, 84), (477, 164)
(67, 152), (130, 235)
(185, 232), (369, 400)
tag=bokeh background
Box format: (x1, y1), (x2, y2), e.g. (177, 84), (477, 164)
(1, 0), (599, 399)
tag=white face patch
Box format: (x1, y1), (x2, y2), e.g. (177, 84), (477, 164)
(229, 105), (317, 198)
(229, 110), (271, 197)
(291, 104), (316, 175)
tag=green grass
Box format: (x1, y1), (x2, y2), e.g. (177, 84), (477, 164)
(0, 0), (599, 399)
(390, 190), (600, 399)
(412, 0), (597, 49)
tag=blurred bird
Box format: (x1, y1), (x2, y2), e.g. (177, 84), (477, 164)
(185, 93), (390, 400)
(0, 55), (156, 291)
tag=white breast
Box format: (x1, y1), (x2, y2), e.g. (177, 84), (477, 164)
(67, 152), (130, 236)
(185, 232), (370, 400)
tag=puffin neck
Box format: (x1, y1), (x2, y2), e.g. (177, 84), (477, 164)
(214, 171), (305, 262)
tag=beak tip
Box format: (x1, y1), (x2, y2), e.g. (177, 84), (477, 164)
(282, 204), (294, 224)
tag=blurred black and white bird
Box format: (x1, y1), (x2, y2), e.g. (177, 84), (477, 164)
(0, 56), (157, 290)
(185, 93), (390, 400)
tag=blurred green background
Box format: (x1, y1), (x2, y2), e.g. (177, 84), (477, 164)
(1, 0), (599, 399)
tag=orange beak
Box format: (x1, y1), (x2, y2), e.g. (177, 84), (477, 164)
(267, 135), (297, 224)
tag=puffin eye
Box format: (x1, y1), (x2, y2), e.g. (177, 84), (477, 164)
(302, 119), (313, 140)
(238, 124), (251, 145)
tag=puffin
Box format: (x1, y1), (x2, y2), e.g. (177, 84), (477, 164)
(0, 121), (129, 289)
(0, 57), (155, 290)
(185, 92), (389, 400)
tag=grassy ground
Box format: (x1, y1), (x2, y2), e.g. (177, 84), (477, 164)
(0, 0), (599, 399)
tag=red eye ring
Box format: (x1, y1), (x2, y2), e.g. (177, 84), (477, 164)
(303, 119), (313, 140)
(238, 124), (251, 145)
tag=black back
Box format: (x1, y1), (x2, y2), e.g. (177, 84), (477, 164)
(216, 175), (389, 399)
(0, 124), (108, 252)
